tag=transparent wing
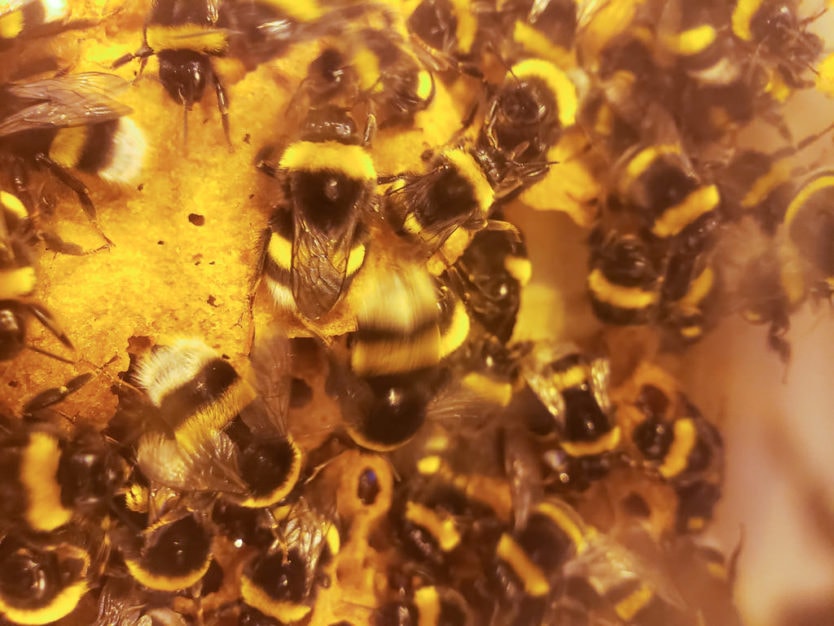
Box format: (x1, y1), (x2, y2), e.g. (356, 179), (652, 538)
(244, 332), (292, 435)
(0, 73), (132, 137)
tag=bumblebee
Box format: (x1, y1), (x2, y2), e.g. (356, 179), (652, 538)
(445, 220), (530, 343)
(113, 0), (232, 146)
(513, 341), (620, 491)
(0, 0), (71, 49)
(0, 372), (126, 535)
(729, 0), (823, 88)
(405, 0), (498, 78)
(0, 72), (146, 246)
(239, 498), (340, 625)
(297, 19), (436, 128)
(616, 363), (725, 533)
(115, 505), (216, 594)
(383, 146), (496, 275)
(494, 498), (695, 626)
(218, 0), (371, 71)
(0, 530), (97, 625)
(0, 191), (74, 361)
(475, 58), (578, 195)
(255, 105), (375, 322)
(131, 336), (302, 509)
(587, 229), (662, 326)
(332, 263), (470, 452)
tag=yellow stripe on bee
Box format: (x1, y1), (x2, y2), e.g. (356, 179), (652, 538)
(325, 523), (341, 558)
(347, 243), (366, 276)
(237, 439), (302, 508)
(416, 70), (434, 101)
(651, 184), (720, 239)
(552, 363), (588, 391)
(49, 126), (88, 169)
(681, 266), (715, 307)
(505, 255), (532, 285)
(241, 578), (313, 623)
(441, 148), (494, 216)
(414, 587), (441, 626)
(0, 9), (24, 39)
(658, 418), (697, 479)
(279, 142), (376, 181)
(535, 501), (589, 554)
(623, 144), (681, 186)
(125, 556), (211, 592)
(268, 233), (292, 269)
(22, 432), (73, 532)
(0, 580), (88, 625)
(174, 378), (257, 455)
(145, 25), (229, 53)
(784, 173), (834, 231)
(731, 0), (763, 41)
(512, 21), (574, 68)
(461, 372), (513, 407)
(614, 584), (655, 621)
(587, 269), (658, 309)
(0, 191), (27, 221)
(560, 425), (621, 457)
(439, 300), (470, 359)
(405, 502), (460, 551)
(741, 159), (791, 209)
(496, 534), (550, 597)
(816, 52), (834, 98)
(510, 59), (578, 127)
(450, 0), (477, 52)
(0, 266), (37, 299)
(660, 24), (717, 56)
(354, 46), (381, 92)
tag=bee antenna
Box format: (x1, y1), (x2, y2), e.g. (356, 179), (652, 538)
(25, 344), (76, 364)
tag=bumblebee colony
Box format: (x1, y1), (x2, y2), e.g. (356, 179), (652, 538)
(1, 0), (833, 624)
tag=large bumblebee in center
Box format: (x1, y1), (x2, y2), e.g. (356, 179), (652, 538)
(255, 104), (376, 322)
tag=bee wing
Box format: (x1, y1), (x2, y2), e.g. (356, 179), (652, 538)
(567, 532), (689, 612)
(0, 73), (132, 137)
(137, 431), (247, 496)
(244, 333), (292, 435)
(388, 173), (476, 257)
(291, 207), (363, 320)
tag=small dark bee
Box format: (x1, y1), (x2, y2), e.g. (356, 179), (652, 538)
(0, 191), (74, 361)
(0, 372), (126, 535)
(296, 21), (436, 128)
(513, 341), (620, 491)
(117, 506), (216, 594)
(729, 0), (823, 88)
(0, 529), (97, 625)
(0, 71), (146, 246)
(475, 58), (578, 195)
(445, 220), (530, 344)
(617, 364), (725, 533)
(587, 229), (662, 326)
(113, 0), (231, 146)
(383, 146), (496, 275)
(239, 498), (340, 624)
(129, 336), (302, 508)
(255, 105), (376, 322)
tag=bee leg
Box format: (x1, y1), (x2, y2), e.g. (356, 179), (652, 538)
(212, 67), (232, 151)
(39, 230), (107, 256)
(362, 112), (378, 147)
(22, 372), (92, 417)
(26, 301), (73, 350)
(32, 153), (114, 247)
